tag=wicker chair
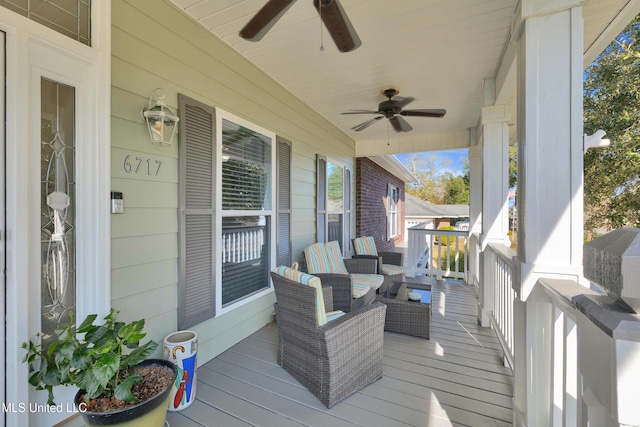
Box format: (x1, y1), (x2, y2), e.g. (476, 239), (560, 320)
(271, 272), (386, 408)
(303, 242), (382, 312)
(352, 236), (405, 294)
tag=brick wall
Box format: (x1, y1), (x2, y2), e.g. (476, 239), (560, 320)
(355, 158), (405, 252)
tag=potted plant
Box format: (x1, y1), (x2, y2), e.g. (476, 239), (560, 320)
(22, 309), (177, 427)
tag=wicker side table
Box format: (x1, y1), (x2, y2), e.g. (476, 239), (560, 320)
(380, 281), (431, 339)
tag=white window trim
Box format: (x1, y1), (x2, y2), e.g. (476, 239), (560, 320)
(215, 108), (276, 316)
(322, 159), (352, 254)
(388, 184), (399, 239)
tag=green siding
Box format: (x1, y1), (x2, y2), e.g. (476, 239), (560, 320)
(111, 0), (355, 363)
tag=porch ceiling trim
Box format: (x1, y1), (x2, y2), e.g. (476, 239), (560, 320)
(355, 129), (471, 157)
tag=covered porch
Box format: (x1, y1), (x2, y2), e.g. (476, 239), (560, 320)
(3, 1), (640, 426)
(166, 277), (513, 427)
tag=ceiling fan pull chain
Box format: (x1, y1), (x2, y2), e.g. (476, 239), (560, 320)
(387, 120), (390, 146)
(318, 0), (325, 51)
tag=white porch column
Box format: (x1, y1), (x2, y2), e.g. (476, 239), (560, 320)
(477, 79), (511, 327)
(514, 0), (585, 299)
(481, 79), (511, 249)
(512, 1), (586, 426)
(468, 143), (482, 288)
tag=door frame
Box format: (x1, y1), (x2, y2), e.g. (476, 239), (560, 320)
(0, 4), (111, 426)
(0, 29), (6, 427)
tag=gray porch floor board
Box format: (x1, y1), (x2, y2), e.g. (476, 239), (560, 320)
(167, 278), (513, 427)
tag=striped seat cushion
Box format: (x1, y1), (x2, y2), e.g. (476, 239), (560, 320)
(273, 266), (344, 326)
(351, 273), (384, 291)
(382, 264), (405, 276)
(352, 283), (371, 299)
(326, 310), (345, 323)
(353, 236), (378, 256)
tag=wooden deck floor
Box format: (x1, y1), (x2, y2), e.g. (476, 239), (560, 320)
(166, 278), (513, 427)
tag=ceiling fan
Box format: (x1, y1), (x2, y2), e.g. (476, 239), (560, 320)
(343, 88), (446, 132)
(239, 0), (361, 53)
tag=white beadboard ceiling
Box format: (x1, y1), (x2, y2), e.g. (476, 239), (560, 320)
(168, 0), (640, 151)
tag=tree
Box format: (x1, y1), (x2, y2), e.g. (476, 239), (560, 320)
(443, 159), (470, 204)
(444, 175), (469, 204)
(404, 153), (449, 203)
(583, 14), (640, 238)
(404, 152), (470, 205)
(509, 145), (517, 190)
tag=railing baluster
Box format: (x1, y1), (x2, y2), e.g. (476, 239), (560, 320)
(480, 242), (516, 368)
(407, 224), (469, 280)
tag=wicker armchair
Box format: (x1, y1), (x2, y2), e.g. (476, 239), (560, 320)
(271, 272), (386, 408)
(352, 236), (405, 294)
(303, 242), (382, 311)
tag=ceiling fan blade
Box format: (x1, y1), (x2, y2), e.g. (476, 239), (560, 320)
(342, 110), (379, 115)
(389, 116), (413, 132)
(352, 116), (383, 131)
(313, 0), (362, 53)
(395, 96), (415, 109)
(240, 0), (297, 42)
(400, 109), (446, 118)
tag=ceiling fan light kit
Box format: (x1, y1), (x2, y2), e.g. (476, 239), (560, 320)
(240, 0), (361, 53)
(342, 88), (446, 133)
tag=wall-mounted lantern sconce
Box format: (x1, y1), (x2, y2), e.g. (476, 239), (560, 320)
(141, 88), (179, 146)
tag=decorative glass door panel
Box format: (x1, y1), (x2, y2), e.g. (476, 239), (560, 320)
(40, 78), (75, 343)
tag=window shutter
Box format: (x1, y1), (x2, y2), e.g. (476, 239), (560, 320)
(317, 155), (327, 243)
(178, 94), (216, 329)
(276, 137), (292, 267)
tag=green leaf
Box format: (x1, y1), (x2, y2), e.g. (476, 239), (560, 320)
(77, 370), (101, 398)
(42, 366), (61, 387)
(121, 341), (157, 369)
(54, 341), (78, 365)
(28, 371), (42, 387)
(83, 324), (109, 345)
(76, 314), (98, 333)
(113, 372), (143, 403)
(93, 339), (117, 355)
(93, 354), (120, 389)
(118, 319), (146, 345)
(70, 352), (90, 371)
(46, 386), (56, 406)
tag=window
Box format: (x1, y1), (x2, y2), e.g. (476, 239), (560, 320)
(178, 95), (279, 328)
(327, 161), (343, 247)
(40, 78), (76, 345)
(219, 114), (275, 309)
(388, 184), (399, 239)
(317, 155), (351, 254)
(1, 0), (91, 45)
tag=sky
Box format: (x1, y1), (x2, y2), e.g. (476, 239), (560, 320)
(395, 149), (468, 177)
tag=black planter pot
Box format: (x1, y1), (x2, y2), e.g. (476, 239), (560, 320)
(74, 359), (178, 427)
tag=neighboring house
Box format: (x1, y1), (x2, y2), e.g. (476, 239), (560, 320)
(355, 156), (416, 253)
(404, 193), (469, 239)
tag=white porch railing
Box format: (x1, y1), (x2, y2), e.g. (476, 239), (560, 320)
(476, 233), (640, 427)
(483, 242), (516, 368)
(407, 223), (469, 280)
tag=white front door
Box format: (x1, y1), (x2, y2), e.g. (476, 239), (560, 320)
(1, 6), (110, 427)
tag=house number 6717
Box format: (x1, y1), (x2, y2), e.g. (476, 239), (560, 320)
(123, 155), (163, 176)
